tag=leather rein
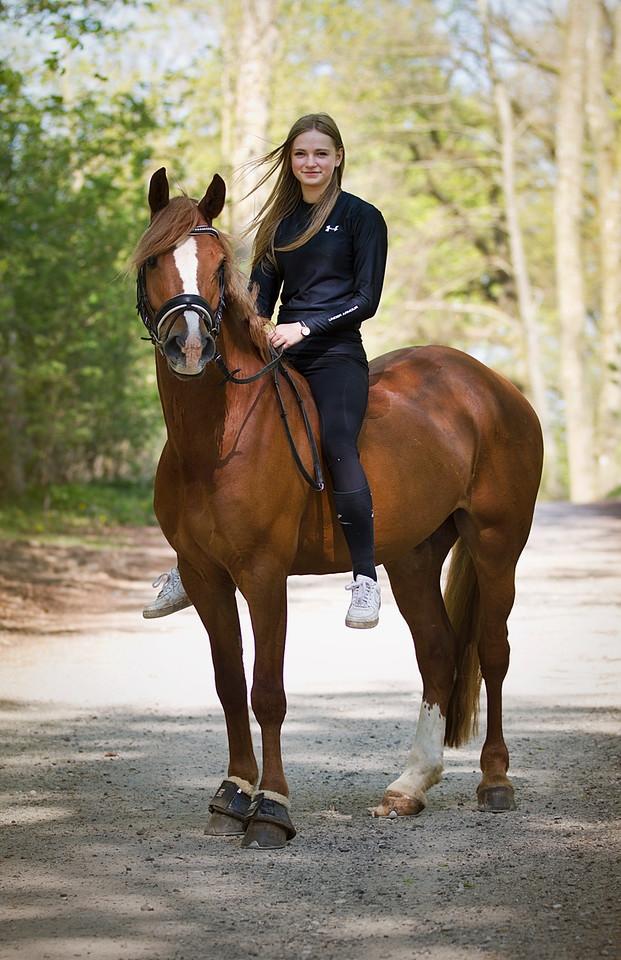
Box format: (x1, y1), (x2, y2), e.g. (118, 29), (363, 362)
(136, 225), (325, 492)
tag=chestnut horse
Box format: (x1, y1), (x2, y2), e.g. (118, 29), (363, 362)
(132, 169), (543, 849)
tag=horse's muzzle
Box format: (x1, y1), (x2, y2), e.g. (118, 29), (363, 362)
(163, 330), (217, 376)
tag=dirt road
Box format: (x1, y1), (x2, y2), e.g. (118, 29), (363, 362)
(0, 502), (619, 960)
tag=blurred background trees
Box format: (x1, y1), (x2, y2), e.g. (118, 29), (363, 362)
(1, 0), (619, 507)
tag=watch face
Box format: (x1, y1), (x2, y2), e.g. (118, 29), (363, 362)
(301, 324), (310, 336)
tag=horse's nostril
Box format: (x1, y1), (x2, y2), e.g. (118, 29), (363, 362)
(202, 336), (216, 363)
(164, 337), (183, 360)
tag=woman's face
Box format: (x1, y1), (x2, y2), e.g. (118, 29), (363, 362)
(290, 129), (343, 197)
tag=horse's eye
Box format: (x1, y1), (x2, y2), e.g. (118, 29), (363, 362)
(146, 255), (157, 268)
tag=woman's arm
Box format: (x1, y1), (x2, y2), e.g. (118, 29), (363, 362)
(249, 258), (283, 320)
(303, 204), (388, 336)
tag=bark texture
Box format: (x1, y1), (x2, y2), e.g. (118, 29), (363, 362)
(554, 0), (595, 502)
(586, 0), (621, 497)
(221, 0), (279, 251)
(478, 0), (559, 495)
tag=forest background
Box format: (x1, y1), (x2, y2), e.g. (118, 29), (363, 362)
(1, 0), (620, 534)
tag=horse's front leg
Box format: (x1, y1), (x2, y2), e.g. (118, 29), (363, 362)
(178, 559), (259, 835)
(237, 563), (296, 850)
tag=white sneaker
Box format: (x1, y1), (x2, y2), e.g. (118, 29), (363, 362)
(345, 574), (381, 629)
(142, 567), (192, 619)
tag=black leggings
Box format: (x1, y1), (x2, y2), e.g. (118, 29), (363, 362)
(288, 352), (376, 580)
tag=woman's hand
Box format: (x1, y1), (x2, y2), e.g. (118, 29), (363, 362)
(267, 322), (305, 350)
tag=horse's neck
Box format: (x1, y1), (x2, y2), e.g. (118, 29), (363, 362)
(156, 314), (267, 469)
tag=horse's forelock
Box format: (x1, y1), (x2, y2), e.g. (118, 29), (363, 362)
(130, 197), (201, 268)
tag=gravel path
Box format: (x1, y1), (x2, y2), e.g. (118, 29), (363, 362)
(0, 502), (619, 960)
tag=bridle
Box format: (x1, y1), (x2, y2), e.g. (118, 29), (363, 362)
(135, 223), (325, 492)
(136, 225), (226, 353)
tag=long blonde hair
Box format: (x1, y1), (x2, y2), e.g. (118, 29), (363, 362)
(247, 113), (345, 270)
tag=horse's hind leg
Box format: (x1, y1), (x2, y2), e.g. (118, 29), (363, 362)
(178, 559), (259, 835)
(372, 517), (458, 817)
(454, 508), (526, 812)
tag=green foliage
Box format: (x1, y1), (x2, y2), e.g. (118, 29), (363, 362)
(0, 481), (156, 536)
(0, 0), (618, 508)
(0, 61), (161, 497)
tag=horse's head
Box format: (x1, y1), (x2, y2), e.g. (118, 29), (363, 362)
(135, 168), (228, 377)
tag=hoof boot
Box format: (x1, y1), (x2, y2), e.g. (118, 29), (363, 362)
(241, 821), (290, 850)
(205, 811), (247, 836)
(241, 792), (296, 849)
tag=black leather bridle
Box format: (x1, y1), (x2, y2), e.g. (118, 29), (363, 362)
(136, 225), (226, 353)
(135, 224), (325, 491)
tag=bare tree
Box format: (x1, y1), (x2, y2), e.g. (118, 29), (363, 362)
(479, 0), (561, 496)
(555, 0), (595, 502)
(586, 0), (621, 497)
(220, 0), (280, 249)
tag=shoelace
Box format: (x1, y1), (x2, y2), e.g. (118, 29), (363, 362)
(345, 579), (376, 607)
(152, 570), (174, 593)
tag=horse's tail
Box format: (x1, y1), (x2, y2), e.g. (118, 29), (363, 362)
(443, 538), (483, 748)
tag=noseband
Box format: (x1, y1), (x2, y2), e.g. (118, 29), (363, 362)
(136, 225), (226, 350)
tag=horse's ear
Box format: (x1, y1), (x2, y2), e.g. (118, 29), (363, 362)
(148, 167), (170, 220)
(198, 174), (226, 224)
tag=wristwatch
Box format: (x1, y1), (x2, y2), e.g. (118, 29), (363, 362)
(300, 321), (311, 337)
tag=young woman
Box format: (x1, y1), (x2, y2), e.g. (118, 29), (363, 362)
(144, 113), (388, 627)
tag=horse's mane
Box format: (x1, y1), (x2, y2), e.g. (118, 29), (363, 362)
(129, 196), (270, 361)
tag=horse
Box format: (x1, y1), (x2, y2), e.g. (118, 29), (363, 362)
(131, 168), (544, 849)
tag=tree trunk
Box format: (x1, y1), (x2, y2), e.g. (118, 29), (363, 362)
(0, 330), (27, 498)
(586, 0), (621, 498)
(496, 82), (561, 496)
(478, 0), (560, 496)
(554, 0), (595, 502)
(221, 0), (279, 253)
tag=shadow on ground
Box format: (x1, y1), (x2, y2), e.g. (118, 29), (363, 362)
(1, 691), (619, 960)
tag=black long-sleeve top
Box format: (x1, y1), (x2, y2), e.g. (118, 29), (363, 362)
(249, 191), (388, 359)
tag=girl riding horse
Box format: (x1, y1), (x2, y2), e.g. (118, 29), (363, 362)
(143, 114), (387, 628)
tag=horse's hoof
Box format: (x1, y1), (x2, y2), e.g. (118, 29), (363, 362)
(206, 779), (253, 835)
(240, 792), (296, 849)
(370, 789), (426, 818)
(477, 785), (516, 813)
(241, 820), (290, 849)
(204, 811), (247, 836)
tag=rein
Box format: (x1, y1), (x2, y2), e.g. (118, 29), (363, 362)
(136, 225), (325, 492)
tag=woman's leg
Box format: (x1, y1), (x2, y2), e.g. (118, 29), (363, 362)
(298, 355), (377, 582)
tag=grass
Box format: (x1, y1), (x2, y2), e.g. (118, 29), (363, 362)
(0, 482), (157, 539)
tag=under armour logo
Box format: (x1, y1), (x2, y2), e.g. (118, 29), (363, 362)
(325, 224), (340, 232)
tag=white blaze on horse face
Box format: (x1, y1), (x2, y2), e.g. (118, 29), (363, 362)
(386, 700), (446, 802)
(173, 237), (201, 338)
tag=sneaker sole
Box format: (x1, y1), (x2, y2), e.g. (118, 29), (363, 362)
(345, 616), (379, 629)
(142, 599), (193, 619)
